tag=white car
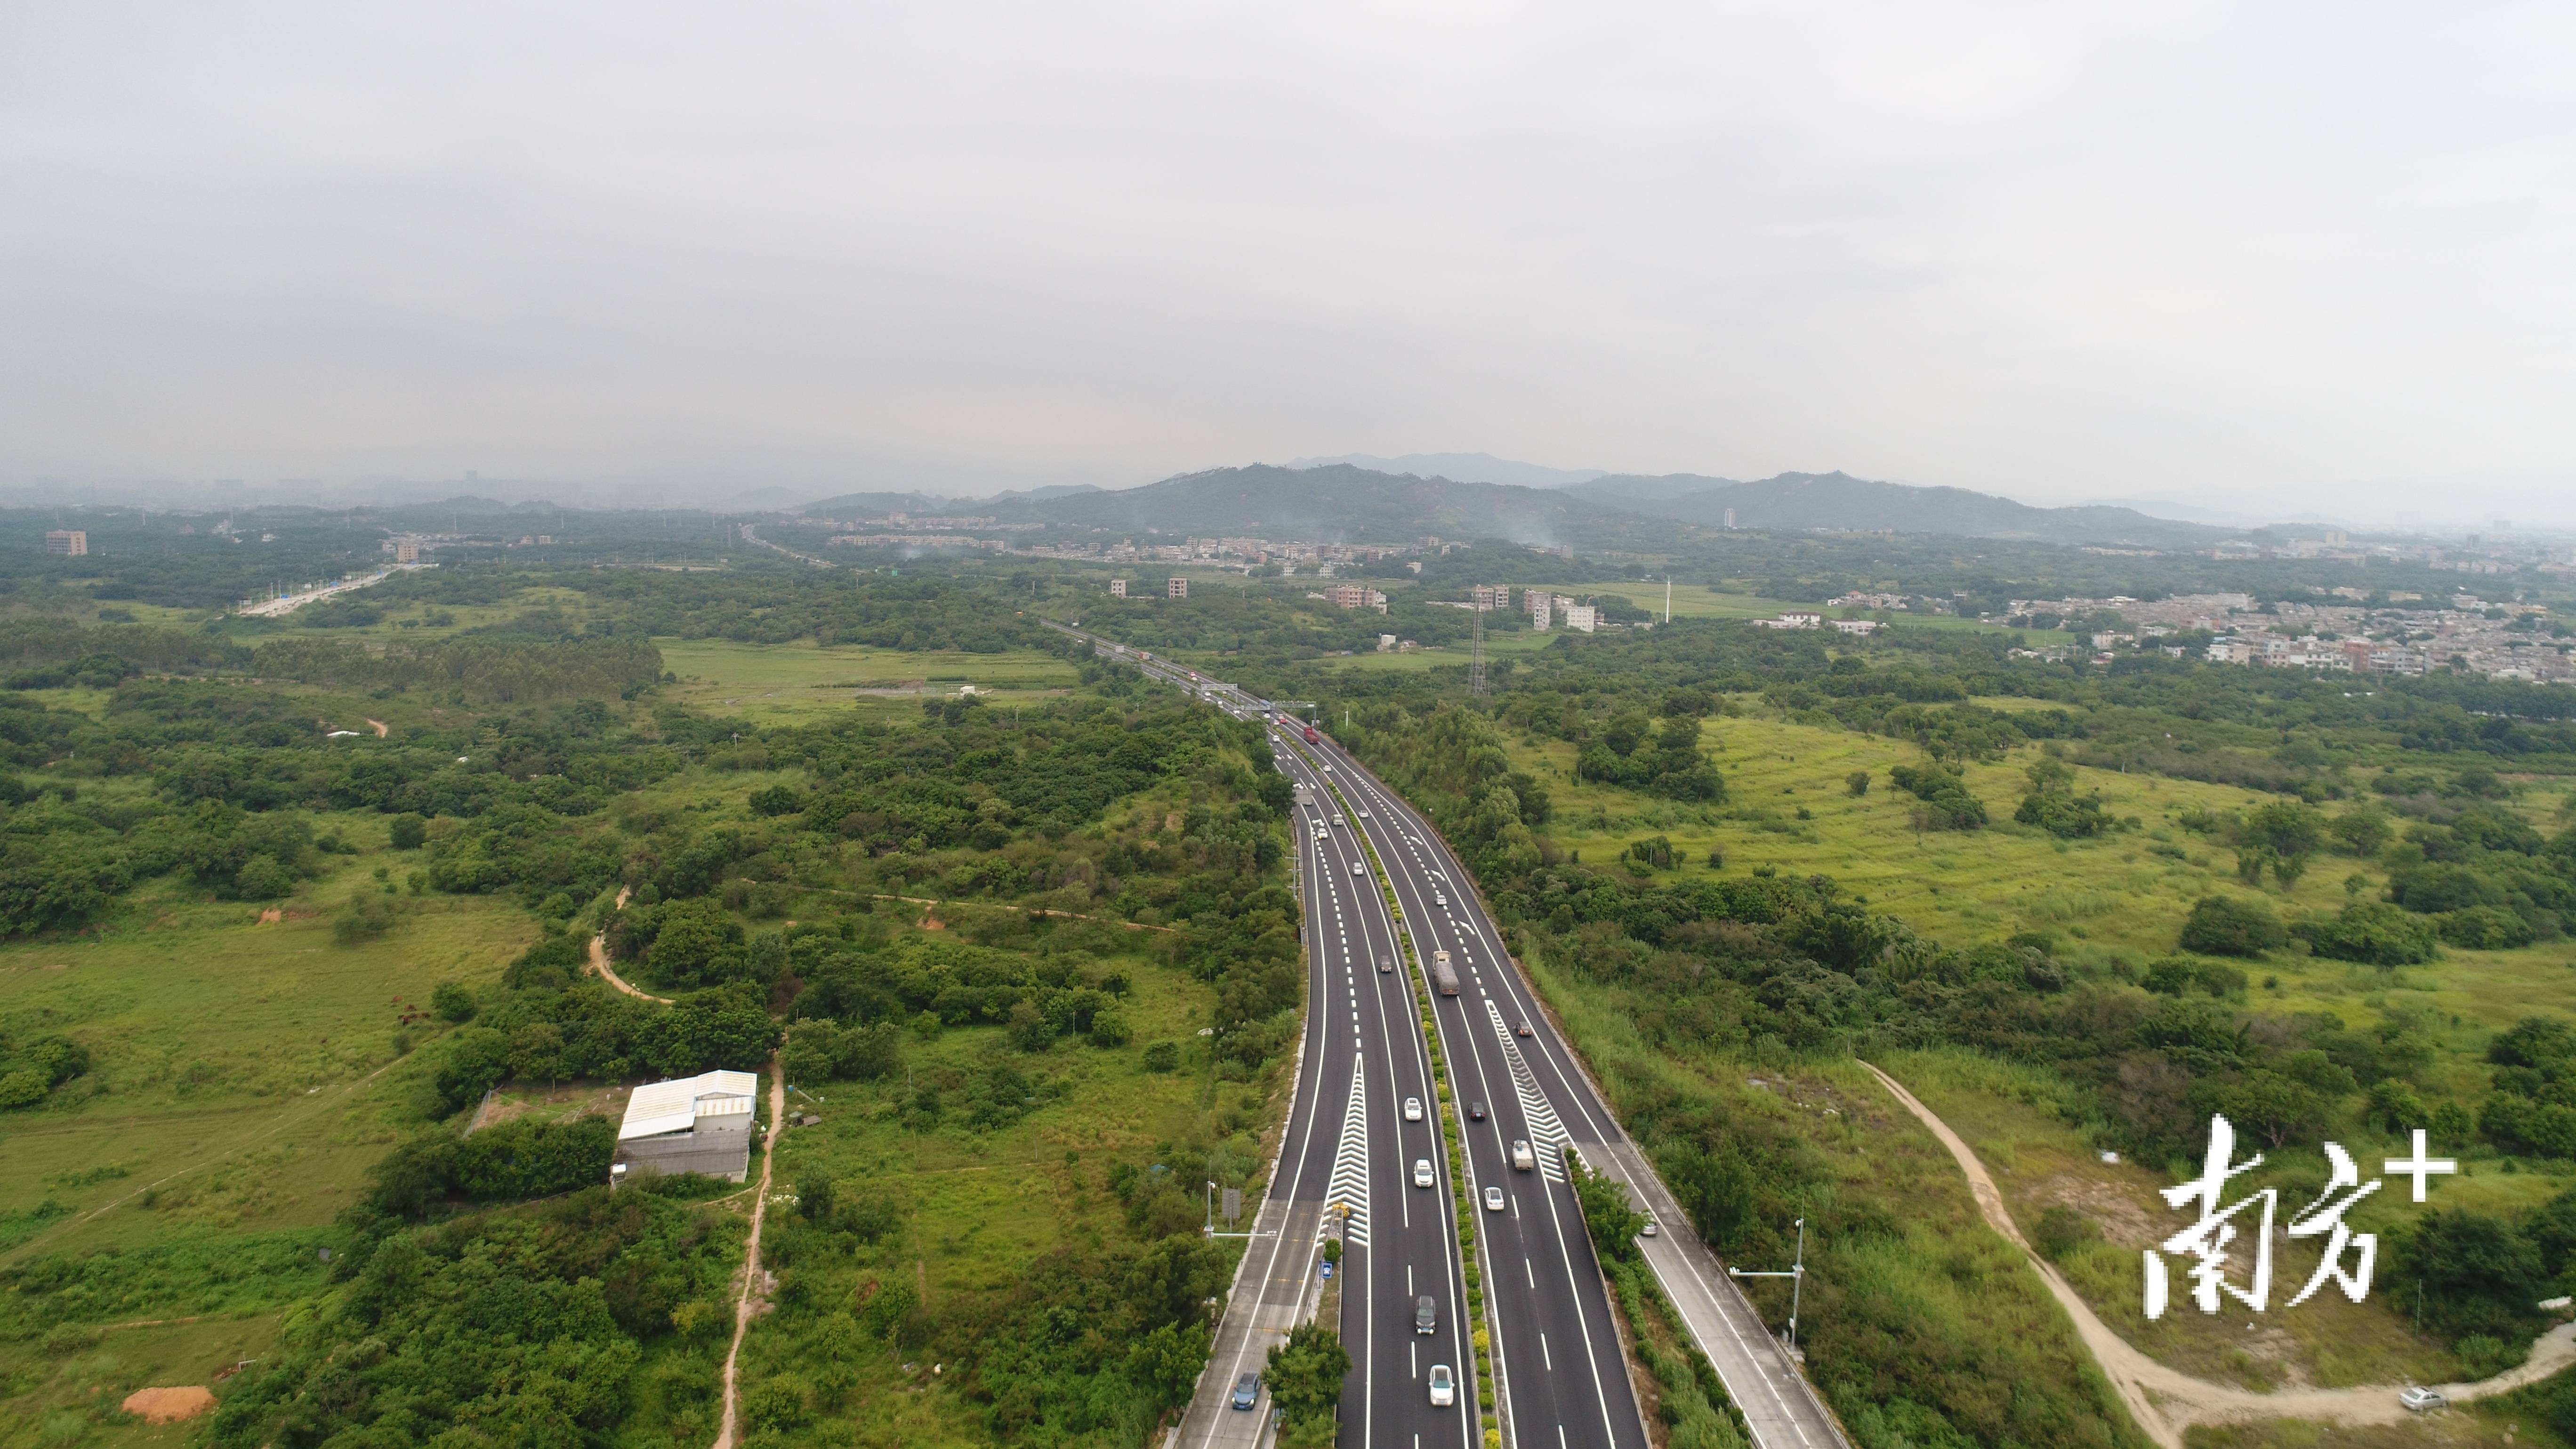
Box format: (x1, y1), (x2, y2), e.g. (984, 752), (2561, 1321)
(1358, 808), (1370, 817)
(1351, 862), (1365, 877)
(1427, 1364), (1454, 1407)
(1312, 827), (1328, 841)
(1404, 1096), (1423, 1121)
(2399, 1387), (2446, 1412)
(1434, 892), (1448, 906)
(1412, 1158), (1434, 1188)
(1483, 1185), (1505, 1212)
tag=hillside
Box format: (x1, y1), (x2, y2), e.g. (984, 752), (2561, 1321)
(1285, 451), (1609, 488)
(1566, 469), (2237, 547)
(1020, 462), (1629, 545)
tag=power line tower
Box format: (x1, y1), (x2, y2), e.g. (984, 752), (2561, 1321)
(1469, 598), (1487, 695)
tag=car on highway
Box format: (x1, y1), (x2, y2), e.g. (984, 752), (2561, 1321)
(1351, 861), (1365, 877)
(1427, 1365), (1454, 1407)
(1415, 1295), (1437, 1334)
(1483, 1185), (1505, 1212)
(1377, 956), (1394, 974)
(1466, 1101), (1485, 1121)
(1434, 891), (1448, 906)
(1641, 1219), (1659, 1237)
(1516, 1020), (1533, 1038)
(1511, 1139), (1535, 1172)
(1358, 807), (1370, 817)
(1404, 1096), (1423, 1121)
(1413, 1159), (1434, 1188)
(1231, 1373), (1260, 1410)
(1312, 827), (1328, 841)
(2400, 1387), (2446, 1412)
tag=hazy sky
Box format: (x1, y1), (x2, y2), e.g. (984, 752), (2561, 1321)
(3, 2), (2571, 523)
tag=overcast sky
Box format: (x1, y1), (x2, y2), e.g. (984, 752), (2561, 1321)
(3, 2), (2570, 523)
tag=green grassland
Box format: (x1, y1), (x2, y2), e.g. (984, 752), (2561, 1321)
(0, 636), (1294, 1449)
(657, 638), (1080, 724)
(1501, 702), (2576, 1410)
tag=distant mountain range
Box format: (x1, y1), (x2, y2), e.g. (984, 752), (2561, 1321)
(788, 459), (2279, 549)
(1286, 452), (1609, 489)
(1022, 464), (1598, 546)
(1562, 470), (2237, 547)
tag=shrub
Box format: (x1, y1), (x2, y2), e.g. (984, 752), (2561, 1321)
(388, 813), (427, 850)
(2176, 895), (2287, 957)
(1141, 1040), (1180, 1072)
(2295, 901), (2442, 966)
(430, 980), (477, 1023)
(1890, 764), (1985, 830)
(2439, 905), (2537, 950)
(747, 785), (803, 817)
(2141, 956), (2247, 999)
(1845, 770), (1869, 797)
(334, 895), (398, 946)
(2032, 1206), (2096, 1262)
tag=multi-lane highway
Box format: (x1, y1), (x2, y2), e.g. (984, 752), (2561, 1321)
(1056, 622), (1844, 1449)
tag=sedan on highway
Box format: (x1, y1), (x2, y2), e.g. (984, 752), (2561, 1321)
(1466, 1101), (1485, 1121)
(1516, 1021), (1534, 1038)
(1434, 891), (1447, 906)
(1483, 1185), (1505, 1212)
(1403, 1096), (1423, 1121)
(1427, 1365), (1454, 1408)
(1351, 862), (1365, 877)
(1231, 1373), (1260, 1410)
(1412, 1159), (1434, 1188)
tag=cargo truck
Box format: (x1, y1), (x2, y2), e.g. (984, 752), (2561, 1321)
(1430, 949), (1459, 996)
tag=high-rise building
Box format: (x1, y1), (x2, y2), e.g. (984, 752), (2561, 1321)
(1723, 508), (1737, 529)
(1167, 577), (1188, 599)
(44, 530), (88, 556)
(1526, 589), (1552, 630)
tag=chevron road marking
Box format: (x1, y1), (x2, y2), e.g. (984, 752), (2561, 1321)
(1325, 1055), (1372, 1246)
(1484, 998), (1570, 1182)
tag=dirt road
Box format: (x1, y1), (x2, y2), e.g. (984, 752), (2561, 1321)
(1861, 1062), (2576, 1443)
(710, 1057), (788, 1449)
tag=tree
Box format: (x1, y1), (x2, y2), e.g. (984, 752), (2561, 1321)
(431, 980), (477, 1023)
(388, 813), (428, 850)
(1569, 1151), (1644, 1262)
(1264, 1321), (1351, 1433)
(1845, 770), (1870, 797)
(2177, 895), (2286, 957)
(2216, 1070), (2329, 1148)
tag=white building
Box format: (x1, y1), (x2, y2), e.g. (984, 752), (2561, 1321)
(1167, 577), (1188, 599)
(1110, 579), (1127, 598)
(1563, 604), (1598, 632)
(1833, 619), (1879, 635)
(613, 1069), (760, 1183)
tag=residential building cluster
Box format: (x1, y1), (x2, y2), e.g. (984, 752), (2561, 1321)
(826, 533), (1011, 551)
(1755, 611), (1877, 635)
(2008, 591), (2573, 684)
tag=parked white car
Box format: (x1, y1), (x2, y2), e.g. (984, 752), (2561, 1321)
(2400, 1387), (2446, 1412)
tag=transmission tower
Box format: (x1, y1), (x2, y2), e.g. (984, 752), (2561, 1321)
(1469, 599), (1487, 695)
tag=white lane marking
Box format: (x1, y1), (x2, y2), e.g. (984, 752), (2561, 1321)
(1484, 998), (1571, 1181)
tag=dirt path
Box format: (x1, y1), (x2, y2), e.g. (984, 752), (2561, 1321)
(588, 888), (676, 1004)
(362, 717), (389, 737)
(587, 933), (675, 1004)
(1860, 1061), (2576, 1442)
(711, 1057), (789, 1449)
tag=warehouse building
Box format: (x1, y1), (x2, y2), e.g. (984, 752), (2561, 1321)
(611, 1069), (759, 1183)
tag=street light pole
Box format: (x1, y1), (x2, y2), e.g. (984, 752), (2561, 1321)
(1728, 1215), (1809, 1353)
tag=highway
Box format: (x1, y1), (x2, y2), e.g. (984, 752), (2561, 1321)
(1055, 621), (1850, 1449)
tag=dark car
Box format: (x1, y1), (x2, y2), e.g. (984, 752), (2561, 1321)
(1467, 1101), (1486, 1121)
(1231, 1373), (1260, 1410)
(1415, 1295), (1437, 1334)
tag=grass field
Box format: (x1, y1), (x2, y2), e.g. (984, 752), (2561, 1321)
(732, 912), (1278, 1448)
(657, 638), (1080, 724)
(1505, 704), (2576, 1406)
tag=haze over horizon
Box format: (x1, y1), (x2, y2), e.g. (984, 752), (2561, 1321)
(4, 4), (2571, 528)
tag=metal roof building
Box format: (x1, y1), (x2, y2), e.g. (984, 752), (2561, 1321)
(612, 1069), (759, 1184)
